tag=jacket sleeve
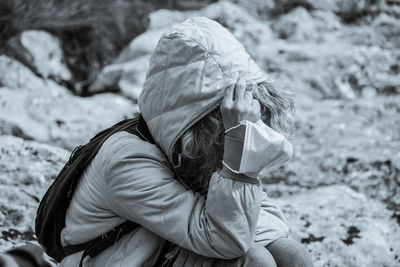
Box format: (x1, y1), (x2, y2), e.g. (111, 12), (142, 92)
(254, 191), (289, 246)
(103, 136), (263, 259)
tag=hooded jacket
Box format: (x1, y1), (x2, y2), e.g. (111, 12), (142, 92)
(60, 17), (289, 267)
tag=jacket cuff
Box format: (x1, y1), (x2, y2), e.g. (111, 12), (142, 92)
(218, 167), (258, 184)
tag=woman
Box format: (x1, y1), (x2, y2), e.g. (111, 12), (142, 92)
(60, 17), (312, 266)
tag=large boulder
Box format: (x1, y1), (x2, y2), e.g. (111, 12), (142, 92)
(274, 185), (400, 267)
(115, 29), (167, 63)
(89, 55), (151, 100)
(271, 7), (341, 42)
(271, 7), (317, 41)
(116, 55), (152, 100)
(88, 29), (166, 99)
(20, 30), (72, 81)
(0, 55), (70, 95)
(0, 135), (69, 251)
(0, 87), (139, 149)
(199, 1), (274, 51)
(148, 9), (191, 29)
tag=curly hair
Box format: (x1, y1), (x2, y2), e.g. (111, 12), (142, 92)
(171, 81), (295, 195)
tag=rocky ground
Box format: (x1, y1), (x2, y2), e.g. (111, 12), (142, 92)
(0, 1), (399, 266)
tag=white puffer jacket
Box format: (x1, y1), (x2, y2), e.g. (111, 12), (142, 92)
(60, 17), (289, 267)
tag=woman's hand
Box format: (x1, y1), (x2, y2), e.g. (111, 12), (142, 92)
(220, 75), (261, 175)
(220, 75), (261, 138)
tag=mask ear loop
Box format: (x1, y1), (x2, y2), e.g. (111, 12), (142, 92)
(224, 123), (243, 135)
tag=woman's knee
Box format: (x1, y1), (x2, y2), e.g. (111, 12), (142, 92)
(175, 244), (277, 267)
(236, 243), (277, 267)
(266, 238), (313, 267)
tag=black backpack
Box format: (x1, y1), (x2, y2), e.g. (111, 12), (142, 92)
(35, 115), (174, 266)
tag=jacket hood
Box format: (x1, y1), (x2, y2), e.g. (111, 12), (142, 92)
(139, 17), (267, 164)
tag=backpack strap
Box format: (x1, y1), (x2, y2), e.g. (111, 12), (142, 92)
(135, 115), (156, 144)
(63, 221), (139, 267)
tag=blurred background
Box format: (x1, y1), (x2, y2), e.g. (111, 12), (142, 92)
(0, 0), (399, 266)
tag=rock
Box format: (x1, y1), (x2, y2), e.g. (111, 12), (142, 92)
(360, 86), (377, 98)
(118, 55), (152, 100)
(273, 185), (400, 267)
(1, 34), (42, 77)
(0, 88), (139, 149)
(271, 7), (341, 42)
(312, 10), (342, 32)
(372, 13), (400, 49)
(225, 0), (276, 18)
(20, 30), (72, 81)
(0, 135), (69, 251)
(230, 0), (338, 18)
(115, 29), (166, 63)
(334, 76), (356, 99)
(200, 1), (274, 50)
(149, 9), (190, 29)
(0, 119), (33, 140)
(89, 54), (151, 100)
(0, 55), (70, 95)
(271, 7), (316, 41)
(88, 29), (165, 97)
(157, 0), (218, 10)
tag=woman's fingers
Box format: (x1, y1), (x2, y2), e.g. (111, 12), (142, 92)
(221, 75), (262, 129)
(244, 81), (255, 102)
(252, 99), (261, 121)
(222, 73), (239, 104)
(234, 77), (247, 100)
(222, 82), (234, 106)
(252, 98), (260, 111)
(244, 90), (253, 102)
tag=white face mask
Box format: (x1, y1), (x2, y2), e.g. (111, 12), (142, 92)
(238, 120), (293, 178)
